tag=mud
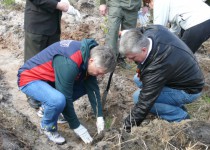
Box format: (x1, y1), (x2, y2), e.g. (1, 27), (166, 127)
(0, 1), (210, 149)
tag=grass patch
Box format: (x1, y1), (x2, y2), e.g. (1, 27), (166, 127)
(100, 16), (108, 34)
(186, 96), (210, 121)
(2, 0), (15, 6)
(202, 95), (210, 103)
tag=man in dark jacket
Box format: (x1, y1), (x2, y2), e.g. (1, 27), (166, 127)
(24, 0), (68, 62)
(119, 25), (204, 132)
(24, 0), (80, 108)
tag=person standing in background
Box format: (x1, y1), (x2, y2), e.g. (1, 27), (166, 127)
(24, 0), (80, 108)
(143, 0), (210, 53)
(99, 0), (142, 69)
(204, 0), (210, 5)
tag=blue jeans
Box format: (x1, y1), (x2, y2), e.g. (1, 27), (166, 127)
(133, 74), (201, 122)
(20, 80), (86, 131)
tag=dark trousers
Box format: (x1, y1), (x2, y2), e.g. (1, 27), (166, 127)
(181, 19), (210, 53)
(24, 31), (60, 62)
(106, 7), (138, 55)
(205, 0), (210, 6)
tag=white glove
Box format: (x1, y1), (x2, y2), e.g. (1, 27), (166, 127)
(67, 5), (82, 21)
(96, 117), (105, 134)
(74, 9), (82, 22)
(74, 124), (93, 144)
(61, 0), (82, 21)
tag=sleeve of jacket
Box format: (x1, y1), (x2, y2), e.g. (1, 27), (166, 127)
(84, 76), (103, 117)
(153, 0), (170, 26)
(29, 0), (58, 13)
(124, 61), (172, 131)
(53, 55), (81, 129)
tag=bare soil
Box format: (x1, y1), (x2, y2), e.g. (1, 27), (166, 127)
(0, 1), (210, 149)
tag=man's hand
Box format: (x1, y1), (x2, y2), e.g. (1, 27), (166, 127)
(74, 124), (93, 144)
(99, 4), (107, 16)
(96, 117), (105, 134)
(56, 1), (69, 12)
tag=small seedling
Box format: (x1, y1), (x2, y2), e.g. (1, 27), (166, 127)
(105, 117), (112, 129)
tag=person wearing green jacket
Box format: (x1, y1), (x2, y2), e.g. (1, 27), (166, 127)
(99, 0), (141, 68)
(17, 39), (116, 144)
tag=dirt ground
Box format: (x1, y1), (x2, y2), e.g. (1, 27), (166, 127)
(0, 1), (210, 149)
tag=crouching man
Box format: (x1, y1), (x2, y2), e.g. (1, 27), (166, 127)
(17, 39), (116, 144)
(119, 25), (204, 132)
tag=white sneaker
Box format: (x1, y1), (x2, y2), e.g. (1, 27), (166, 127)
(37, 106), (67, 124)
(37, 106), (44, 117)
(40, 126), (65, 144)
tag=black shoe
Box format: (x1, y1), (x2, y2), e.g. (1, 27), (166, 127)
(117, 57), (131, 69)
(27, 97), (41, 109)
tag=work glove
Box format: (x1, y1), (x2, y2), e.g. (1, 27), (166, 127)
(96, 117), (104, 134)
(67, 5), (81, 21)
(74, 124), (93, 144)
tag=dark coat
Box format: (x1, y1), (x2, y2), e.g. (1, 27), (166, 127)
(124, 25), (204, 130)
(24, 0), (62, 36)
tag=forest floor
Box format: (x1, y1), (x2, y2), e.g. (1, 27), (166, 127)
(0, 1), (210, 149)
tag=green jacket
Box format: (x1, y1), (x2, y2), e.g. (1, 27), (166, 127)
(53, 39), (103, 129)
(100, 0), (141, 11)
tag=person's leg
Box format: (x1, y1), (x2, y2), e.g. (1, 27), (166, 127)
(61, 81), (87, 126)
(121, 9), (138, 30)
(205, 0), (210, 5)
(150, 103), (189, 122)
(133, 74), (143, 103)
(106, 6), (122, 55)
(133, 73), (142, 88)
(24, 32), (50, 109)
(133, 86), (201, 122)
(24, 32), (48, 62)
(133, 89), (141, 104)
(181, 19), (210, 53)
(20, 80), (66, 131)
(47, 33), (60, 46)
(151, 88), (201, 121)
